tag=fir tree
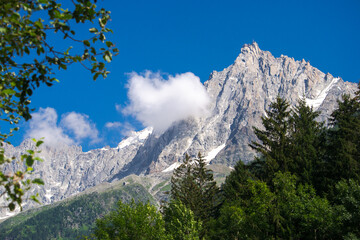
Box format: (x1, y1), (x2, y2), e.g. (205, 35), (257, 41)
(290, 98), (326, 186)
(169, 153), (220, 238)
(250, 96), (292, 182)
(326, 89), (360, 185)
(221, 160), (253, 202)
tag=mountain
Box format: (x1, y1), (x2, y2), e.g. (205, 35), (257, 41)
(113, 42), (357, 177)
(0, 42), (357, 219)
(0, 128), (153, 219)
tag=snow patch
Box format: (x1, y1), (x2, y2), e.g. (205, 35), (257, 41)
(162, 162), (182, 173)
(159, 143), (227, 172)
(263, 110), (269, 118)
(45, 189), (53, 200)
(117, 127), (153, 149)
(305, 78), (339, 109)
(205, 144), (226, 163)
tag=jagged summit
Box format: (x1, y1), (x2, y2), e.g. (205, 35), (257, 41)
(240, 41), (261, 55)
(133, 43), (357, 174)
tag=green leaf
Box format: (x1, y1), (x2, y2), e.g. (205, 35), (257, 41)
(9, 203), (15, 211)
(2, 89), (16, 95)
(83, 40), (90, 47)
(32, 178), (44, 185)
(93, 72), (100, 81)
(27, 149), (34, 155)
(106, 41), (113, 47)
(34, 157), (43, 162)
(30, 195), (40, 204)
(36, 140), (44, 147)
(26, 156), (34, 167)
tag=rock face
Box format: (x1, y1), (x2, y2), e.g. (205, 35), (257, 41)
(0, 128), (152, 219)
(0, 42), (357, 218)
(115, 42), (357, 177)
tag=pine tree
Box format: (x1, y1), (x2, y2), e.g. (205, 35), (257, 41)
(250, 96), (293, 182)
(169, 153), (220, 237)
(221, 160), (253, 202)
(290, 98), (326, 186)
(326, 87), (360, 185)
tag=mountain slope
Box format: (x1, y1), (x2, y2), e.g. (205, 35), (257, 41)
(1, 42), (357, 218)
(0, 164), (232, 240)
(0, 128), (153, 219)
(0, 175), (158, 240)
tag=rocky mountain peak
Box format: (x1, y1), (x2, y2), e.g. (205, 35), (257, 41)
(132, 43), (357, 174)
(1, 43), (357, 219)
(241, 41), (261, 55)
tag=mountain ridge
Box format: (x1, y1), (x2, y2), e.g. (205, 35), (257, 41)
(0, 42), (357, 218)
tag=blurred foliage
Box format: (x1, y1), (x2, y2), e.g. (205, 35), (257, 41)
(0, 0), (117, 211)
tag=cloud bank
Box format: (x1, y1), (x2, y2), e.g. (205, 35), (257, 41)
(25, 108), (100, 147)
(123, 71), (210, 133)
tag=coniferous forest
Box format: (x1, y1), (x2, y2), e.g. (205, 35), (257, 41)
(86, 82), (360, 240)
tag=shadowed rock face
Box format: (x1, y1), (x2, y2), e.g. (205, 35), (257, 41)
(1, 42), (357, 218)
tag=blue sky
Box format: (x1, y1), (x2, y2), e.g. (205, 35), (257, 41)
(10, 0), (360, 150)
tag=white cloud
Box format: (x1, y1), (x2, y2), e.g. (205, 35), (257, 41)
(105, 121), (122, 128)
(25, 108), (74, 147)
(25, 108), (100, 147)
(105, 121), (135, 136)
(60, 112), (100, 144)
(123, 71), (210, 133)
(115, 104), (122, 112)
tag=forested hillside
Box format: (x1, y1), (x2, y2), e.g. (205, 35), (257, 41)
(0, 180), (156, 240)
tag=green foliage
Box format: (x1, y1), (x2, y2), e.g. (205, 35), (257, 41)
(271, 172), (338, 239)
(208, 201), (245, 240)
(326, 92), (360, 185)
(0, 0), (117, 211)
(213, 172), (339, 239)
(93, 200), (168, 240)
(223, 93), (360, 239)
(0, 183), (154, 240)
(0, 0), (117, 132)
(0, 139), (44, 210)
(163, 200), (202, 240)
(333, 179), (360, 238)
(170, 153), (220, 237)
(221, 160), (252, 202)
(250, 96), (292, 182)
(290, 98), (326, 186)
